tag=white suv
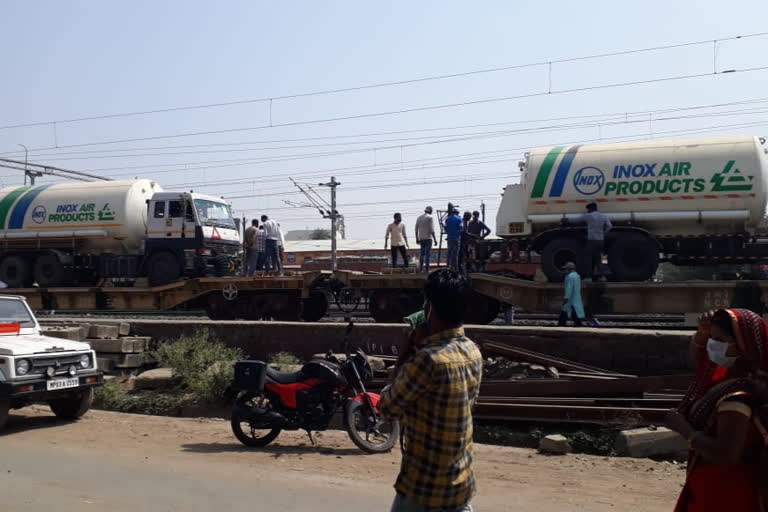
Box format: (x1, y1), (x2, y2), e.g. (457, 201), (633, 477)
(0, 295), (102, 428)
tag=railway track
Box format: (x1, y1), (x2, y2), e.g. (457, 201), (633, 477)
(34, 309), (689, 329)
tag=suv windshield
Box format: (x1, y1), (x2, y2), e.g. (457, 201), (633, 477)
(194, 199), (236, 229)
(0, 299), (35, 328)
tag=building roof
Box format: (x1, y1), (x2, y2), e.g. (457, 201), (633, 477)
(284, 239), (386, 253)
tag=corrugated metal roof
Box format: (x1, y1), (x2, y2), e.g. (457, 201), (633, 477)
(284, 239), (386, 253)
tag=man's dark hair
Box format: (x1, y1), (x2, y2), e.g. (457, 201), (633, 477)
(261, 215), (268, 222)
(586, 203), (597, 212)
(251, 219), (259, 226)
(472, 211), (480, 217)
(424, 269), (470, 326)
(394, 212), (401, 219)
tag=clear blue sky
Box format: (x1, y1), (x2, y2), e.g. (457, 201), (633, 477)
(1, 1), (767, 239)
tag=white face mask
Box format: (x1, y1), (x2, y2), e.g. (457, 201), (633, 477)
(706, 338), (738, 367)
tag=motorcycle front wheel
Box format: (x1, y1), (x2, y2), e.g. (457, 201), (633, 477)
(230, 392), (282, 448)
(345, 399), (400, 454)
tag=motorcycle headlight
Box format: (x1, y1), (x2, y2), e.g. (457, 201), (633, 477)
(15, 359), (30, 376)
(79, 354), (91, 369)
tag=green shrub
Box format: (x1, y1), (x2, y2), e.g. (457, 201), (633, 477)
(268, 351), (301, 368)
(94, 381), (196, 416)
(149, 330), (244, 403)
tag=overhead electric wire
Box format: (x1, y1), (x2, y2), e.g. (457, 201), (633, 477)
(6, 99), (766, 182)
(3, 63), (768, 154)
(6, 95), (768, 160)
(0, 31), (765, 132)
(18, 103), (768, 164)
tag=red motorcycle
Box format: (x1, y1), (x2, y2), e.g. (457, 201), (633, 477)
(229, 321), (399, 454)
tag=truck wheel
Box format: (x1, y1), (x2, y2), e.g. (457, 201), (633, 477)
(607, 233), (659, 282)
(463, 292), (501, 325)
(34, 254), (69, 287)
(0, 256), (31, 288)
(0, 398), (9, 429)
(48, 388), (94, 420)
(301, 291), (328, 322)
(147, 251), (181, 286)
(541, 237), (582, 283)
(206, 294), (235, 320)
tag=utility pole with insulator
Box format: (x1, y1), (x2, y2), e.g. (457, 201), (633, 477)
(318, 176), (341, 270)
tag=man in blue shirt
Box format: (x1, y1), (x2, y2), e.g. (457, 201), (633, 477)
(444, 208), (463, 270)
(558, 261), (585, 327)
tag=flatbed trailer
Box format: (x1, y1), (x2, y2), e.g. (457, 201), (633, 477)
(2, 271), (766, 323)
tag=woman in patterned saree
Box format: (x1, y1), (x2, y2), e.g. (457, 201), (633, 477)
(665, 308), (768, 512)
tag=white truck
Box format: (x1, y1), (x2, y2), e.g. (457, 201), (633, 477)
(0, 180), (241, 287)
(0, 295), (102, 428)
(494, 135), (768, 282)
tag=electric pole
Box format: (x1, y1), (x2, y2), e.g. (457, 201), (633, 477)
(318, 176), (341, 270)
(481, 201), (486, 223)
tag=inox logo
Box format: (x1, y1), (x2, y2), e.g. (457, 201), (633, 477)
(31, 205), (47, 224)
(572, 166), (605, 195)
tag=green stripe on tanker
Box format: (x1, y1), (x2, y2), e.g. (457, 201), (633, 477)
(0, 186), (31, 229)
(530, 146), (565, 198)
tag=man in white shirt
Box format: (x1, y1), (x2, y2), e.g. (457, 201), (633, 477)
(385, 212), (410, 268)
(260, 215), (284, 273)
(415, 206), (438, 273)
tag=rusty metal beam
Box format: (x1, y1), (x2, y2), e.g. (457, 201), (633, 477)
(473, 401), (668, 425)
(480, 375), (691, 397)
(482, 341), (636, 377)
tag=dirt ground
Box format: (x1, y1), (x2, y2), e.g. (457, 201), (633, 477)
(0, 407), (684, 511)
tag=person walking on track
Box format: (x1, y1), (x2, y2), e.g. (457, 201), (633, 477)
(415, 206), (437, 273)
(385, 213), (410, 268)
(559, 262), (585, 326)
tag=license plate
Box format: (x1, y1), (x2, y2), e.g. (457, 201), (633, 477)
(46, 377), (80, 391)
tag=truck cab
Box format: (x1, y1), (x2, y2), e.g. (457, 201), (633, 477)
(146, 192), (241, 286)
(0, 295), (102, 428)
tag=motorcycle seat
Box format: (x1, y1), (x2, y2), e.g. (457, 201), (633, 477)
(266, 366), (307, 384)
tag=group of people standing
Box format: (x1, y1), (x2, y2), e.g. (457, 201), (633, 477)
(242, 216), (285, 275)
(384, 204), (491, 272)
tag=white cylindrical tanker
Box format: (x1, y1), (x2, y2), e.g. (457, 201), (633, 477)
(0, 179), (241, 288)
(0, 179), (162, 253)
(494, 135), (768, 282)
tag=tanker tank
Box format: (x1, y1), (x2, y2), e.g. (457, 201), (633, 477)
(492, 135), (768, 282)
(0, 179), (162, 254)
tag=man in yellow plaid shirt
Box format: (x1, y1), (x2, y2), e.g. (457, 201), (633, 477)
(379, 269), (483, 512)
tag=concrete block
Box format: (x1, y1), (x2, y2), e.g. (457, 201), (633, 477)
(98, 353), (144, 368)
(118, 322), (131, 336)
(134, 368), (177, 390)
(538, 434), (572, 455)
(89, 339), (139, 353)
(615, 427), (687, 458)
(97, 358), (115, 372)
(89, 325), (119, 339)
(42, 326), (88, 341)
(120, 336), (152, 352)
